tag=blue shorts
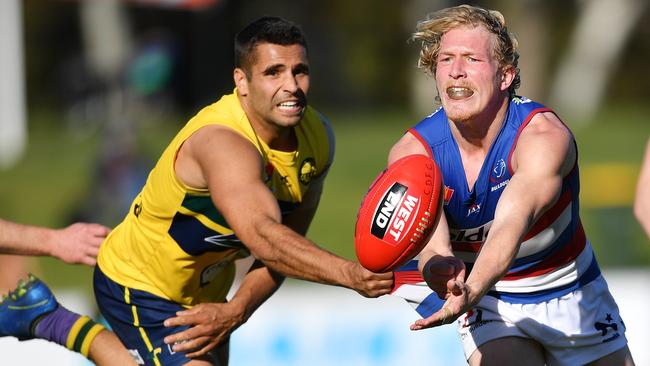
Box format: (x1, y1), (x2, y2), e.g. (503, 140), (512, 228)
(94, 266), (196, 365)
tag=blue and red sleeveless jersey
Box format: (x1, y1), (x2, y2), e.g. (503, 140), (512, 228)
(391, 97), (601, 316)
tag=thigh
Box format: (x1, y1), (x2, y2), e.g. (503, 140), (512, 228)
(469, 336), (545, 366)
(94, 266), (223, 366)
(586, 345), (635, 366)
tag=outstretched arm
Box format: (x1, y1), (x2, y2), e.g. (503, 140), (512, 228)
(634, 139), (650, 239)
(181, 125), (392, 296)
(0, 219), (110, 266)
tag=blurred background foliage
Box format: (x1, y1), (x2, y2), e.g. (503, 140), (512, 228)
(1, 0), (649, 291)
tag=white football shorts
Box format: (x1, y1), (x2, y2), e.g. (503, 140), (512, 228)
(457, 275), (628, 366)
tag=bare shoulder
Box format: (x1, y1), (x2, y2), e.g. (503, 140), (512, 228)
(177, 125), (262, 188)
(388, 131), (430, 165)
(513, 112), (575, 176)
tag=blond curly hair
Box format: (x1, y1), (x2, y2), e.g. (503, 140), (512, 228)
(413, 4), (520, 96)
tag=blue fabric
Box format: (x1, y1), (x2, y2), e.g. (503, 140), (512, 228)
(94, 266), (195, 366)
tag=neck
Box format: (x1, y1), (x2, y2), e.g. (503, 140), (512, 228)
(449, 95), (509, 153)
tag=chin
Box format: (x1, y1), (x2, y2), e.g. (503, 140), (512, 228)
(442, 103), (477, 123)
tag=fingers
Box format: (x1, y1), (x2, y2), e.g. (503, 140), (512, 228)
(447, 278), (465, 296)
(410, 306), (455, 331)
(80, 256), (97, 266)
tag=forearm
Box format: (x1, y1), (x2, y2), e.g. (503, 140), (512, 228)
(0, 219), (54, 256)
(229, 262), (284, 322)
(250, 219), (356, 288)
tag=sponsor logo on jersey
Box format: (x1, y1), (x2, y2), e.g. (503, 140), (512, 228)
(443, 185), (454, 205)
(467, 203), (481, 216)
(594, 313), (621, 343)
(450, 221), (492, 243)
(299, 158), (317, 185)
(512, 96), (532, 105)
(371, 182), (419, 244)
(204, 234), (243, 249)
(461, 308), (496, 333)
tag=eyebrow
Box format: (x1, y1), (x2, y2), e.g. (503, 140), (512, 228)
(262, 64), (284, 75)
(261, 63), (309, 75)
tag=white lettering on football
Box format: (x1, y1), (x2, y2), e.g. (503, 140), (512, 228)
(388, 194), (419, 241)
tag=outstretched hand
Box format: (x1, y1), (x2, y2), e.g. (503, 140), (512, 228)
(410, 279), (469, 330)
(408, 254), (468, 330)
(163, 302), (244, 358)
(49, 222), (111, 266)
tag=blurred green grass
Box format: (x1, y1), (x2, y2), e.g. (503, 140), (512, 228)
(0, 105), (648, 292)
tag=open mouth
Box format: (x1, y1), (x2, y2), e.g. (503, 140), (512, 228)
(277, 100), (305, 114)
(446, 87), (474, 100)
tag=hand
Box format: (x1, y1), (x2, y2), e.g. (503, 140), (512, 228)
(163, 302), (244, 358)
(410, 280), (469, 330)
(349, 263), (394, 298)
(49, 222), (111, 266)
(422, 255), (465, 299)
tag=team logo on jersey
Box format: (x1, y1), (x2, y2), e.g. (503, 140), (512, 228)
(299, 158), (317, 185)
(489, 158), (510, 192)
(490, 159), (507, 181)
(133, 201), (142, 217)
(594, 313), (621, 343)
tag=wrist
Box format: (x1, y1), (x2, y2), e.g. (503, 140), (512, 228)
(226, 297), (248, 326)
(41, 227), (59, 258)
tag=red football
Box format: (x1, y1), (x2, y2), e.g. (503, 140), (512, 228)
(355, 154), (444, 272)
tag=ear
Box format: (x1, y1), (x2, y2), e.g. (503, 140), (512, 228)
(234, 68), (249, 96)
(500, 66), (516, 91)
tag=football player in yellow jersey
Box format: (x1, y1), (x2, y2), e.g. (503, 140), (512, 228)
(92, 16), (391, 366)
(2, 16), (392, 366)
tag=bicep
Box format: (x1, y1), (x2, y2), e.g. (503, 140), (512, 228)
(495, 114), (573, 233)
(190, 128), (283, 247)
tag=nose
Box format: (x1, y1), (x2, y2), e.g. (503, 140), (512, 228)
(283, 73), (300, 93)
(449, 58), (466, 79)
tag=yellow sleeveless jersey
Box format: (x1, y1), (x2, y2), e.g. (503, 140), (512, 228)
(97, 90), (333, 306)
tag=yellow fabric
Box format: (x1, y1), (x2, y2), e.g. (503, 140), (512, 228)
(79, 323), (105, 358)
(65, 316), (106, 358)
(98, 90), (331, 306)
(65, 316), (89, 350)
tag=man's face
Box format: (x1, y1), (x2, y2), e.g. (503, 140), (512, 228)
(236, 43), (310, 129)
(435, 25), (509, 123)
